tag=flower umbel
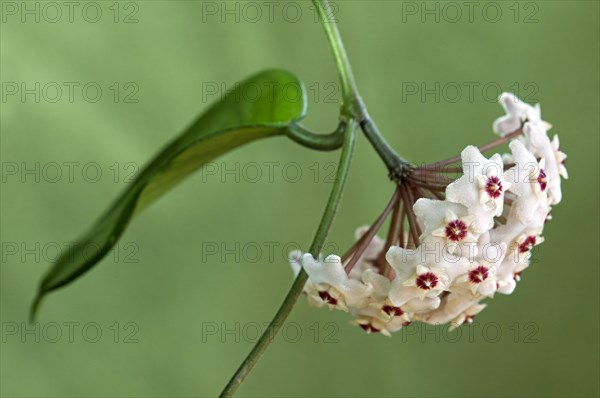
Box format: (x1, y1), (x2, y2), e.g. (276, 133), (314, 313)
(290, 93), (566, 335)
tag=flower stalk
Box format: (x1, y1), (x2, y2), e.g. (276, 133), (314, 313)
(312, 0), (410, 178)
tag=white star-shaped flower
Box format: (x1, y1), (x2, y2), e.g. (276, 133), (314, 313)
(521, 122), (564, 204)
(420, 291), (486, 329)
(386, 245), (469, 307)
(448, 302), (487, 331)
(290, 253), (373, 311)
(493, 92), (552, 136)
(446, 146), (511, 233)
(494, 249), (526, 295)
(350, 307), (409, 337)
(490, 193), (550, 249)
(503, 140), (549, 224)
(402, 264), (448, 295)
(413, 199), (480, 257)
(552, 135), (568, 179)
(453, 242), (507, 298)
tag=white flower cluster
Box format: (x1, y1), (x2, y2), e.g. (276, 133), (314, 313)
(289, 93), (567, 335)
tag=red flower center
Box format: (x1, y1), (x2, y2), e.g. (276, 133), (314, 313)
(468, 265), (489, 284)
(416, 272), (439, 290)
(382, 305), (404, 317)
(318, 291), (338, 305)
(359, 323), (380, 334)
(514, 272), (521, 281)
(537, 169), (547, 191)
(518, 236), (537, 253)
(445, 220), (468, 241)
(485, 176), (503, 198)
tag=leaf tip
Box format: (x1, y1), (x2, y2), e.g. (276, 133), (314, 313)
(29, 293), (44, 323)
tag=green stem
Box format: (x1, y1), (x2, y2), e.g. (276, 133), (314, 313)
(218, 119), (357, 398)
(312, 0), (360, 109)
(313, 0), (408, 176)
(307, 120), (357, 255)
(361, 119), (410, 179)
(285, 120), (345, 151)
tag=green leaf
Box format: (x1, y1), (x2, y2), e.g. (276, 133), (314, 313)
(31, 69), (307, 319)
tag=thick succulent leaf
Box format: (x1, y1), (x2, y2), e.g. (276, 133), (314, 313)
(31, 69), (307, 319)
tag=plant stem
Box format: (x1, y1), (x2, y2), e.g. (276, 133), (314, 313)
(312, 0), (409, 178)
(344, 186), (400, 273)
(312, 0), (360, 110)
(419, 128), (523, 168)
(218, 120), (357, 398)
(285, 120), (345, 151)
(361, 118), (410, 179)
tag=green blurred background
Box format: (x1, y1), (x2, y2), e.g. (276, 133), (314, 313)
(1, 1), (598, 397)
